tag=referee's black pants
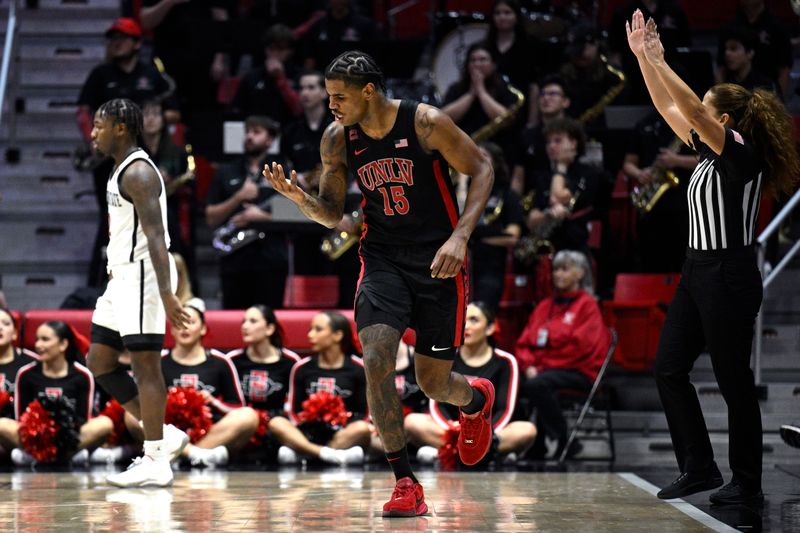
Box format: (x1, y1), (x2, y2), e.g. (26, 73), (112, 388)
(654, 246), (763, 490)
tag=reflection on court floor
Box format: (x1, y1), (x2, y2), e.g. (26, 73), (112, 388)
(0, 470), (734, 532)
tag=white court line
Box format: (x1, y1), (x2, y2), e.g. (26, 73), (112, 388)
(618, 473), (738, 533)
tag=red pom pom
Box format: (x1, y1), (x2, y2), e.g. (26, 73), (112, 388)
(18, 400), (59, 462)
(247, 409), (271, 447)
(99, 399), (130, 447)
(164, 387), (213, 444)
(0, 390), (11, 413)
(438, 422), (461, 471)
(298, 391), (351, 428)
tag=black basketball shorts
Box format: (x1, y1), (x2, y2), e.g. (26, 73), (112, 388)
(354, 242), (468, 360)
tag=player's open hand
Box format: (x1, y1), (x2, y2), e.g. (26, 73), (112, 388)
(263, 162), (306, 204)
(163, 292), (190, 331)
(430, 234), (468, 279)
(643, 18), (665, 66)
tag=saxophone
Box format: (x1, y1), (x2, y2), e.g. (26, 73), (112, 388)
(471, 83), (526, 142)
(630, 136), (682, 214)
(578, 55), (626, 125)
(320, 209), (363, 260)
(514, 177), (587, 266)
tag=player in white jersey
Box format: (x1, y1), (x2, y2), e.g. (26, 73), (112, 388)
(85, 99), (191, 487)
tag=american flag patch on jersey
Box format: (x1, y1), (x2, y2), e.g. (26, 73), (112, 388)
(394, 138), (408, 148)
(732, 130), (744, 145)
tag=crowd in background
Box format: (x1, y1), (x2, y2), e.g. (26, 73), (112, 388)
(1, 0), (798, 467)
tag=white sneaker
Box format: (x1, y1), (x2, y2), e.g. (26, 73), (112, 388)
(106, 456), (173, 488)
(11, 448), (34, 466)
(188, 445), (229, 467)
(340, 446), (364, 465)
(163, 424), (190, 461)
(416, 446), (439, 464)
(277, 446), (299, 465)
(71, 449), (89, 465)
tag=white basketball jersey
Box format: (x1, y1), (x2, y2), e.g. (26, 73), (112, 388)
(106, 149), (170, 267)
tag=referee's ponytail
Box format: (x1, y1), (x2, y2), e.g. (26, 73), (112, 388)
(710, 84), (799, 197)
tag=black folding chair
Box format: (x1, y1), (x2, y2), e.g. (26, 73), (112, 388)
(557, 328), (618, 464)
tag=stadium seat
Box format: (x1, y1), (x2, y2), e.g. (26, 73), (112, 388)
(601, 273), (680, 371)
(10, 310), (23, 347)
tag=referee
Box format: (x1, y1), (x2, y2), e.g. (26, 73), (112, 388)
(626, 12), (799, 505)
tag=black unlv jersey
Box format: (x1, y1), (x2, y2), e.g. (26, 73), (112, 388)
(0, 349), (38, 418)
(345, 100), (459, 247)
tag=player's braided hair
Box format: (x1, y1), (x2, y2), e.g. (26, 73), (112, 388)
(325, 50), (386, 92)
(97, 98), (144, 142)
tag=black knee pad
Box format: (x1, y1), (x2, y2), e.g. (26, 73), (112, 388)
(95, 366), (139, 404)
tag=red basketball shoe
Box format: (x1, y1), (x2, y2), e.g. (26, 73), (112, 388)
(457, 378), (495, 466)
(382, 477), (428, 517)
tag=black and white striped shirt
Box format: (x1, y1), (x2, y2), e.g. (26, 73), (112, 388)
(687, 128), (763, 250)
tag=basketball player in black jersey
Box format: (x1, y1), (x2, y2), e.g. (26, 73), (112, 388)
(628, 12), (799, 505)
(265, 51), (495, 516)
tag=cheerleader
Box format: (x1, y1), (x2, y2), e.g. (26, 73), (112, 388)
(277, 312), (371, 465)
(0, 308), (37, 456)
(4, 321), (113, 464)
(405, 302), (537, 464)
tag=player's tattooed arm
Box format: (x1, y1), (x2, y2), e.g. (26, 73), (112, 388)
(121, 161), (189, 328)
(264, 121), (347, 229)
(310, 121), (349, 228)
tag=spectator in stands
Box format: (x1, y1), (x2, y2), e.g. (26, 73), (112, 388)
(156, 300), (258, 467)
(141, 99), (195, 289)
(282, 71), (332, 190)
(2, 321), (114, 465)
(510, 75), (572, 195)
(0, 309), (37, 454)
(298, 0), (380, 71)
(405, 302), (536, 465)
(515, 251), (610, 459)
(140, 0), (230, 114)
(715, 26), (777, 93)
(721, 0), (793, 98)
(442, 42), (520, 155)
(76, 17), (178, 288)
(230, 24), (303, 125)
(282, 71), (336, 277)
(485, 0), (543, 125)
(608, 1), (691, 104)
(275, 312), (371, 465)
(559, 24), (625, 129)
(622, 110), (694, 272)
(470, 142), (524, 313)
(205, 116), (289, 310)
(526, 118), (601, 261)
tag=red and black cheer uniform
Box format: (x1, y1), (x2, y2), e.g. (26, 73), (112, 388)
(15, 361), (95, 425)
(0, 349), (38, 419)
(430, 348), (519, 431)
(288, 355), (368, 424)
(228, 348), (301, 418)
(161, 349), (245, 422)
(345, 99), (466, 360)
